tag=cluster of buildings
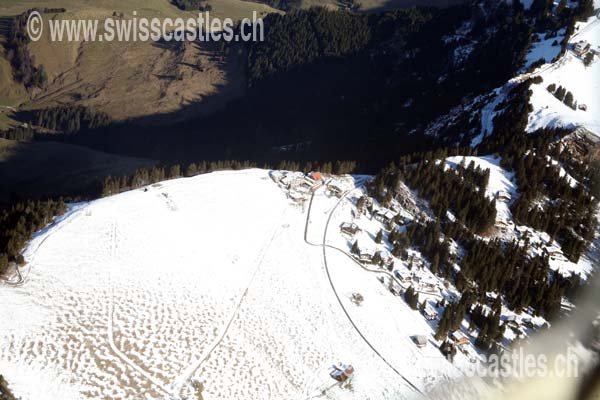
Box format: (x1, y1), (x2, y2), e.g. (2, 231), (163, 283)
(270, 170), (350, 208)
(270, 170), (323, 206)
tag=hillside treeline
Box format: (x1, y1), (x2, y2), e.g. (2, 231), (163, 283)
(0, 199), (67, 269)
(99, 159), (357, 196)
(5, 10), (47, 88)
(34, 106), (111, 134)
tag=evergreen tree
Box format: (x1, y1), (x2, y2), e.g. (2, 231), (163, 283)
(375, 229), (383, 244)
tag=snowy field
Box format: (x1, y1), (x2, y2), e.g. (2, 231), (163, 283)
(0, 170), (475, 400)
(527, 10), (600, 135)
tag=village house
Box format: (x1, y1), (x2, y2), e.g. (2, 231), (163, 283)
(374, 209), (396, 225)
(303, 171), (323, 189)
(451, 330), (470, 346)
(574, 40), (590, 56)
(269, 170), (284, 183)
(280, 173), (305, 190)
(545, 246), (562, 258)
(394, 269), (412, 283)
(420, 277), (438, 291)
(412, 335), (428, 348)
(496, 190), (512, 202)
(394, 213), (411, 226)
(504, 315), (520, 329)
(327, 183), (344, 198)
(522, 317), (535, 330)
(495, 219), (510, 232)
(340, 222), (361, 236)
(288, 191), (306, 205)
(423, 303), (438, 320)
(358, 246), (375, 263)
(376, 250), (394, 266)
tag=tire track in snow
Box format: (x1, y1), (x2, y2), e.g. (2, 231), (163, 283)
(170, 209), (287, 397)
(106, 220), (173, 398)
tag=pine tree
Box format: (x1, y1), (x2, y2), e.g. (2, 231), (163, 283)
(186, 163), (198, 177)
(0, 253), (8, 274)
(375, 229), (383, 244)
(351, 241), (359, 255)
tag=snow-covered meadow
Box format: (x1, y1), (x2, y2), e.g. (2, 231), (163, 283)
(0, 170), (474, 400)
(527, 9), (600, 135)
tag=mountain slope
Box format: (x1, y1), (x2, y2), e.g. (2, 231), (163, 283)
(0, 169), (477, 400)
(0, 0), (278, 125)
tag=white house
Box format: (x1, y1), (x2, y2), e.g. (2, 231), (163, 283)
(574, 40), (590, 56)
(394, 269), (412, 283)
(423, 303), (438, 320)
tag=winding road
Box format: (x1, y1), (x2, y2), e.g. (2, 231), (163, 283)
(303, 185), (425, 398)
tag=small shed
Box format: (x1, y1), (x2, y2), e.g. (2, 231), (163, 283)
(330, 364), (354, 382)
(351, 292), (364, 305)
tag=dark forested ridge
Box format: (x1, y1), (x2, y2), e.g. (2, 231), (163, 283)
(33, 2), (535, 169)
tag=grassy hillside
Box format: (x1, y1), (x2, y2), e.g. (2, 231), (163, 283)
(0, 0), (279, 124)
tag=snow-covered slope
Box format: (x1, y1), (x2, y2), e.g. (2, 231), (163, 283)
(527, 11), (600, 135)
(445, 155), (516, 224)
(0, 170), (472, 400)
(443, 156), (596, 279)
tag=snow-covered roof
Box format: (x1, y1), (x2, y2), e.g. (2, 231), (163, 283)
(395, 269), (411, 279)
(424, 303), (437, 315)
(451, 331), (469, 342)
